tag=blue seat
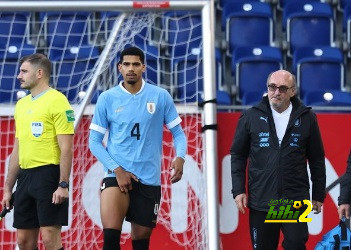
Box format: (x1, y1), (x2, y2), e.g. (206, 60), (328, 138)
(231, 46), (283, 103)
(49, 45), (100, 102)
(0, 45), (35, 103)
(174, 48), (227, 103)
(293, 46), (344, 99)
(218, 0), (261, 10)
(339, 0), (351, 12)
(42, 12), (92, 47)
(283, 2), (334, 57)
(99, 11), (122, 41)
(304, 90), (351, 106)
(278, 0), (319, 11)
(216, 90), (232, 105)
(242, 90), (267, 105)
(138, 44), (160, 86)
(0, 12), (31, 46)
(162, 11), (202, 57)
(222, 2), (273, 56)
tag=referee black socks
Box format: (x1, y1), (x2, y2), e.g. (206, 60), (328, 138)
(132, 238), (150, 250)
(103, 228), (121, 250)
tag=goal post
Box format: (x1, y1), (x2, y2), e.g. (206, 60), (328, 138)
(0, 1), (220, 249)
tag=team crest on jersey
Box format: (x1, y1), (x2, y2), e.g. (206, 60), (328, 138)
(31, 122), (43, 137)
(147, 102), (156, 114)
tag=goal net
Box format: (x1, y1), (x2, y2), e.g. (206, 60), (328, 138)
(0, 5), (213, 250)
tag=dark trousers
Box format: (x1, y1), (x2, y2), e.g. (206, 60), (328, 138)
(249, 209), (309, 250)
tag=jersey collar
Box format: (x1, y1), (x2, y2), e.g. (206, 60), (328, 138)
(31, 87), (52, 101)
(119, 79), (145, 95)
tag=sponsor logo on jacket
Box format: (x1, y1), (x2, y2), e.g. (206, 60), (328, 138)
(259, 132), (270, 147)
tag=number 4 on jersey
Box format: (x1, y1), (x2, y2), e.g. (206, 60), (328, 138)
(131, 123), (140, 140)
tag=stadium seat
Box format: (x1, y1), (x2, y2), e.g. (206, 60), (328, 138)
(42, 11), (92, 47)
(140, 44), (160, 86)
(293, 46), (345, 99)
(0, 12), (31, 46)
(99, 11), (122, 41)
(173, 48), (229, 103)
(222, 2), (273, 56)
(283, 2), (334, 57)
(277, 0), (319, 11)
(241, 90), (267, 105)
(303, 90), (351, 107)
(162, 11), (202, 57)
(231, 46), (283, 103)
(217, 0), (261, 10)
(339, 0), (351, 12)
(0, 45), (35, 103)
(49, 45), (100, 102)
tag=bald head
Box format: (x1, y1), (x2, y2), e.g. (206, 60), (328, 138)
(267, 70), (296, 88)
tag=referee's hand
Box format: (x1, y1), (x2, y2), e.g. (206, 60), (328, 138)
(170, 157), (184, 183)
(1, 190), (13, 211)
(52, 187), (69, 204)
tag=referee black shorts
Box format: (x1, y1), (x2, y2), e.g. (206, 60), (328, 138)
(101, 177), (161, 228)
(13, 164), (69, 229)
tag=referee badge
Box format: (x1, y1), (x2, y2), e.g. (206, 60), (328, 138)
(147, 102), (156, 114)
(31, 122), (43, 137)
(65, 110), (75, 122)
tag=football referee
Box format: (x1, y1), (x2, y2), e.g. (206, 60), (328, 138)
(1, 53), (74, 250)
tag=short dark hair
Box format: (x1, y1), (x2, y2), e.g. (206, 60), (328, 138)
(20, 53), (51, 77)
(119, 46), (145, 64)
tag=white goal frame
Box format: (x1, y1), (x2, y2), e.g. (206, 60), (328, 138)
(0, 1), (220, 249)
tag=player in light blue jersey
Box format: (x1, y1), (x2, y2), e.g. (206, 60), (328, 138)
(89, 47), (186, 250)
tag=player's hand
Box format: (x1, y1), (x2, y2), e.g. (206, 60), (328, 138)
(170, 157), (184, 183)
(52, 187), (69, 204)
(312, 200), (323, 214)
(114, 167), (138, 193)
(338, 204), (350, 219)
(1, 190), (13, 211)
(235, 193), (247, 214)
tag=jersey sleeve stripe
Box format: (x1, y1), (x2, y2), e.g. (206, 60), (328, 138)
(166, 116), (182, 130)
(89, 123), (107, 134)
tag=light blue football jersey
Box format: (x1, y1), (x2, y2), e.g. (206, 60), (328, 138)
(90, 80), (181, 185)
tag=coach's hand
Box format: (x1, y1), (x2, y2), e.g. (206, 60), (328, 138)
(170, 157), (184, 183)
(235, 193), (247, 214)
(114, 167), (138, 193)
(52, 187), (69, 204)
(338, 204), (350, 219)
(312, 200), (323, 214)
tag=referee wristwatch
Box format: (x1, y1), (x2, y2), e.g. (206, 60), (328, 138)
(58, 181), (69, 189)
